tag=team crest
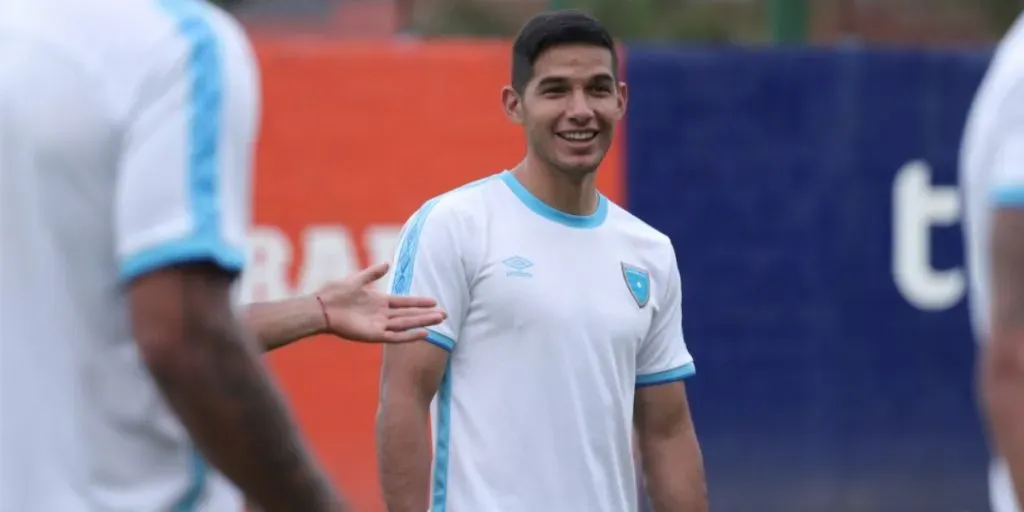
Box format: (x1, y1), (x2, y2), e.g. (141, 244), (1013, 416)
(621, 263), (651, 308)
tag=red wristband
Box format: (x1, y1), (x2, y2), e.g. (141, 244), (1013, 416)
(315, 295), (331, 332)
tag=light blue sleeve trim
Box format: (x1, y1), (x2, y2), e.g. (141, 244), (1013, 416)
(636, 362), (696, 387)
(425, 330), (456, 352)
(120, 238), (245, 282)
(992, 187), (1024, 206)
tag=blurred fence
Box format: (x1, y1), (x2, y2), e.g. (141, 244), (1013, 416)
(232, 0), (1019, 43)
(245, 35), (996, 511)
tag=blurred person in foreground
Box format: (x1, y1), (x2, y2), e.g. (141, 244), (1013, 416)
(376, 10), (707, 512)
(0, 0), (444, 511)
(962, 9), (1024, 512)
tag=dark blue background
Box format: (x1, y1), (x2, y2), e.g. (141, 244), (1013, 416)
(625, 46), (994, 511)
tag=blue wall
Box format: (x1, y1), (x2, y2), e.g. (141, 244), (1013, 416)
(625, 46), (994, 511)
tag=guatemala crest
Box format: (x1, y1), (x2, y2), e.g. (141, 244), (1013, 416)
(621, 263), (651, 308)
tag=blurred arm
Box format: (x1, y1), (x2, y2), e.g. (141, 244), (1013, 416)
(635, 382), (707, 512)
(118, 19), (342, 511)
(242, 297), (325, 352)
(979, 81), (1024, 506)
(634, 242), (705, 511)
(984, 207), (1024, 503)
(129, 266), (343, 511)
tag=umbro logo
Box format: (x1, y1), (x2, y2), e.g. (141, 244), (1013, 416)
(502, 256), (533, 278)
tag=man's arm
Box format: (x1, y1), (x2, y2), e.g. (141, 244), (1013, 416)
(118, 19), (341, 511)
(243, 263), (446, 352)
(375, 198), (473, 512)
(633, 241), (705, 511)
(244, 296), (325, 351)
(977, 80), (1024, 504)
(634, 382), (707, 512)
(377, 342), (449, 511)
(130, 265), (343, 511)
(983, 207), (1024, 501)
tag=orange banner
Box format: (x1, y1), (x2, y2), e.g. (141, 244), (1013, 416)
(248, 38), (623, 510)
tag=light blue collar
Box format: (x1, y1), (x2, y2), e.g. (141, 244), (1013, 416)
(499, 170), (608, 229)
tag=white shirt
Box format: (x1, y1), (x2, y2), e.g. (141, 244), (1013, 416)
(389, 170), (695, 512)
(962, 12), (1024, 343)
(0, 0), (258, 510)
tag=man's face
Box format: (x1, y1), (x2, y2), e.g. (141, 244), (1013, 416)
(504, 44), (627, 178)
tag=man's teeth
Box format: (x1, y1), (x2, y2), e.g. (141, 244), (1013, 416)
(560, 132), (597, 141)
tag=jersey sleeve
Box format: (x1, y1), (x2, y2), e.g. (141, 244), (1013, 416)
(990, 84), (1024, 206)
(636, 244), (695, 387)
(115, 12), (257, 283)
(388, 199), (472, 352)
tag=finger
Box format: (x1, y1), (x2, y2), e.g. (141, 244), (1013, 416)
(386, 312), (446, 332)
(386, 307), (446, 320)
(387, 295), (438, 308)
(382, 328), (432, 344)
(356, 262), (390, 286)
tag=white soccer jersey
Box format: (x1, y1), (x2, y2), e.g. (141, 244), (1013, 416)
(962, 12), (1024, 343)
(0, 0), (258, 510)
(960, 11), (1024, 512)
(389, 171), (695, 512)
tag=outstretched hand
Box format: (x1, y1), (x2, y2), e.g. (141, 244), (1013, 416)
(314, 263), (446, 343)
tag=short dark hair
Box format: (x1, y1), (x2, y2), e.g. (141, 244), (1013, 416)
(510, 10), (617, 93)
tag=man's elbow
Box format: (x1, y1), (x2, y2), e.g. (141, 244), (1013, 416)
(377, 383), (433, 421)
(134, 314), (238, 381)
(134, 333), (198, 383)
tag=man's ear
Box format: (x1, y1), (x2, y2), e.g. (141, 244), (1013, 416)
(502, 86), (524, 125)
(617, 81), (628, 120)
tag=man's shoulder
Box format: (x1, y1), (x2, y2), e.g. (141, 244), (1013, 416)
(3, 0), (252, 107)
(603, 201), (679, 280)
(974, 20), (1024, 118)
(397, 174), (506, 250)
(605, 200), (674, 249)
(412, 173), (503, 221)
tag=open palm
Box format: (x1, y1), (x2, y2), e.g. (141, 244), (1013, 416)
(316, 263), (446, 344)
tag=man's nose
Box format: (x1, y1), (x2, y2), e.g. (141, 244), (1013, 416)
(565, 89), (595, 123)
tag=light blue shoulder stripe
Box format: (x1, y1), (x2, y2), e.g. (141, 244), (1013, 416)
(148, 1), (225, 509)
(390, 175), (495, 512)
(390, 174), (494, 296)
(120, 0), (244, 283)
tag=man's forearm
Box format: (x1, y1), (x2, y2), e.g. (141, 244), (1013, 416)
(377, 398), (433, 512)
(640, 429), (708, 512)
(983, 333), (1024, 503)
(147, 320), (343, 511)
(243, 297), (325, 352)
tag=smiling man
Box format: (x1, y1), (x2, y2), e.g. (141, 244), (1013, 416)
(375, 10), (707, 512)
